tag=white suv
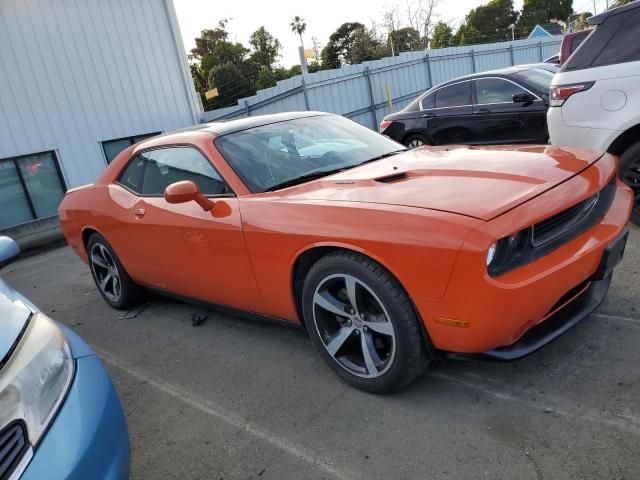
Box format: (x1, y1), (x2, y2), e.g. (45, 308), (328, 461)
(547, 1), (640, 225)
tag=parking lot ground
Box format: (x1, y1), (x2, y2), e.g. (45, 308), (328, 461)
(3, 225), (639, 480)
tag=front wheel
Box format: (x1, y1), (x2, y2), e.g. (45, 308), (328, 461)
(619, 142), (640, 226)
(302, 251), (430, 393)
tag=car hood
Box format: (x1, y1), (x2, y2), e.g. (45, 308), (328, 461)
(280, 145), (604, 220)
(0, 278), (34, 364)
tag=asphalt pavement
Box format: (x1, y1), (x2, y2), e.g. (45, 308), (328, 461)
(3, 225), (639, 480)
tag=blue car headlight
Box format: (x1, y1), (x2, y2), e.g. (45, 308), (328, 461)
(0, 312), (74, 445)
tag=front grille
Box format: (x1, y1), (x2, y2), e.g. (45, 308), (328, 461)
(533, 193), (599, 246)
(0, 422), (28, 480)
(532, 177), (616, 249)
(489, 177), (617, 277)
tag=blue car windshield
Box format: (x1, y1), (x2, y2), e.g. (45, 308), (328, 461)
(215, 115), (405, 192)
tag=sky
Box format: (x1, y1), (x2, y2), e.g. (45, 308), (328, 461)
(172, 0), (609, 67)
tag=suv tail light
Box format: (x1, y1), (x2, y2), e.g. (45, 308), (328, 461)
(379, 119), (392, 133)
(549, 82), (594, 107)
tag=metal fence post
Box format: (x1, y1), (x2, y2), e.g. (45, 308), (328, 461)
(470, 49), (476, 73)
(364, 66), (378, 128)
(301, 77), (310, 110)
(425, 53), (433, 88)
(509, 44), (515, 65)
(244, 100), (250, 117)
(538, 41), (543, 61)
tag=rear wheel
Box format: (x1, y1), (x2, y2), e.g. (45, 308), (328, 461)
(87, 233), (144, 310)
(302, 251), (430, 393)
(403, 134), (429, 149)
(619, 142), (640, 226)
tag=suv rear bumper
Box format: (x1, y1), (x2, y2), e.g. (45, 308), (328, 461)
(547, 106), (618, 151)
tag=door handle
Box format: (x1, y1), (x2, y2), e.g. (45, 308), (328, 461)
(422, 112), (435, 118)
(476, 109), (490, 114)
(134, 208), (146, 218)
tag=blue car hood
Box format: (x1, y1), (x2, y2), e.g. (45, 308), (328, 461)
(0, 277), (34, 364)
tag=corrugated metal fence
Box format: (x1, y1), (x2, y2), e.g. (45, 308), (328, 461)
(203, 36), (562, 129)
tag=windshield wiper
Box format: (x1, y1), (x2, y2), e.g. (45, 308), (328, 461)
(356, 149), (406, 166)
(263, 167), (348, 192)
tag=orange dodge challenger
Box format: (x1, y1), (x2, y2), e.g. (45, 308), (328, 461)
(59, 112), (633, 392)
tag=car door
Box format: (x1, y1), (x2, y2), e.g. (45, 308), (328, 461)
(472, 77), (548, 144)
(428, 81), (475, 144)
(115, 146), (263, 311)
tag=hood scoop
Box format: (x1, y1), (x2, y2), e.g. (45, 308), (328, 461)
(374, 171), (408, 183)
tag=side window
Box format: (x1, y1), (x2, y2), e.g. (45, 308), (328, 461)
(141, 147), (229, 196)
(118, 155), (146, 193)
(435, 82), (470, 108)
(420, 93), (435, 110)
(592, 10), (640, 66)
(475, 78), (528, 104)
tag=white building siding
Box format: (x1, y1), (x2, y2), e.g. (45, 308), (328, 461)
(0, 0), (201, 188)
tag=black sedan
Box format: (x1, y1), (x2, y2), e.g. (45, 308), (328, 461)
(380, 67), (554, 147)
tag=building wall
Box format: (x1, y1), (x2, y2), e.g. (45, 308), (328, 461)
(0, 0), (202, 190)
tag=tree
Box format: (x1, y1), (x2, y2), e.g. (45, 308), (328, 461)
(249, 26), (281, 70)
(388, 27), (422, 52)
(459, 0), (519, 44)
(290, 16), (307, 49)
(310, 36), (323, 64)
(517, 0), (572, 35)
(321, 22), (388, 67)
(569, 12), (592, 32)
(405, 0), (440, 48)
(321, 41), (342, 69)
(207, 62), (256, 108)
(430, 21), (453, 49)
(189, 20), (253, 104)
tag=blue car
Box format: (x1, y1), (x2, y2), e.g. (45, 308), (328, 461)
(0, 236), (130, 480)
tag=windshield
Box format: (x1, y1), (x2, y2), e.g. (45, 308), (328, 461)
(512, 68), (553, 96)
(215, 115), (405, 192)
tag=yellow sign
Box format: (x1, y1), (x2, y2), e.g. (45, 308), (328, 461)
(304, 49), (314, 59)
(205, 88), (219, 100)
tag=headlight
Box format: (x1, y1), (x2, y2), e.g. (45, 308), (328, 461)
(0, 312), (74, 445)
(486, 242), (497, 266)
(487, 229), (531, 276)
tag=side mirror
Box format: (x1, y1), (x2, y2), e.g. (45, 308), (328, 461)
(164, 180), (215, 211)
(0, 236), (20, 269)
(513, 93), (535, 104)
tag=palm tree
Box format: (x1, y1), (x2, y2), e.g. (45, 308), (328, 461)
(290, 16), (307, 50)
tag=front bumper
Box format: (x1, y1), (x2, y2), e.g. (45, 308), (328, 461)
(414, 163), (633, 354)
(20, 338), (130, 479)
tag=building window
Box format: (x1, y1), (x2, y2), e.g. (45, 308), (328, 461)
(102, 132), (161, 164)
(0, 151), (67, 229)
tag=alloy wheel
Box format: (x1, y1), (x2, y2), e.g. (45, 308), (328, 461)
(408, 138), (424, 148)
(312, 274), (396, 379)
(90, 243), (122, 302)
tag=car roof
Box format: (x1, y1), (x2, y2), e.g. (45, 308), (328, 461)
(430, 66), (539, 87)
(589, 0), (640, 25)
(133, 111), (332, 149)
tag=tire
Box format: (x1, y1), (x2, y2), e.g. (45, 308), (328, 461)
(619, 142), (640, 226)
(403, 133), (429, 149)
(301, 250), (430, 393)
(87, 233), (144, 310)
